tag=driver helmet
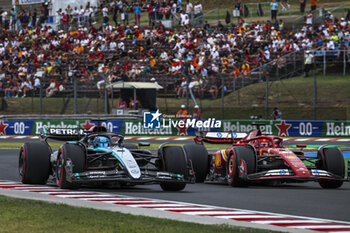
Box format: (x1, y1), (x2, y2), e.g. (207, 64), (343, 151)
(258, 139), (269, 147)
(93, 136), (110, 148)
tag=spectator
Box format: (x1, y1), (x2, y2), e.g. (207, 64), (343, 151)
(208, 76), (219, 99)
(19, 77), (33, 98)
(102, 5), (109, 24)
(300, 0), (306, 14)
(193, 1), (203, 25)
(310, 0), (317, 12)
(233, 0), (241, 22)
(0, 3), (349, 103)
(121, 2), (129, 26)
(117, 98), (127, 108)
(193, 105), (201, 120)
(272, 107), (282, 120)
(46, 79), (59, 97)
(270, 0), (278, 22)
(176, 104), (188, 119)
(304, 50), (314, 77)
(180, 10), (189, 27)
(134, 4), (141, 26)
(186, 0), (193, 20)
(129, 97), (142, 109)
(306, 10), (313, 25)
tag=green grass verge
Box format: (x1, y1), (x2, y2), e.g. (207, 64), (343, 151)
(0, 195), (276, 233)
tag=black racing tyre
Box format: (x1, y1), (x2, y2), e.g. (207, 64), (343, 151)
(56, 144), (85, 189)
(227, 146), (256, 187)
(19, 142), (51, 184)
(183, 144), (209, 183)
(317, 147), (345, 189)
(160, 146), (187, 191)
(123, 144), (139, 150)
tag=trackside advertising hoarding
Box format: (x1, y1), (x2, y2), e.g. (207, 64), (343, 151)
(220, 120), (325, 137)
(0, 119), (349, 137)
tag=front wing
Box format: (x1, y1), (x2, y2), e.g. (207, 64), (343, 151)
(243, 169), (347, 182)
(65, 168), (195, 184)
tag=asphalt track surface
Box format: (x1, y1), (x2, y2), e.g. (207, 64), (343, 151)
(1, 138), (350, 223)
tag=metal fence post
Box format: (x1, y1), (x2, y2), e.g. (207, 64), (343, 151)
(39, 76), (43, 115)
(323, 52), (326, 76)
(217, 8), (220, 22)
(259, 67), (262, 82)
(111, 87), (114, 111)
(265, 74), (269, 120)
(344, 50), (346, 76)
(221, 74), (224, 119)
(293, 52), (296, 73)
(74, 75), (77, 114)
(241, 75), (244, 88)
(104, 74), (108, 114)
(313, 71), (317, 120)
(186, 75), (189, 108)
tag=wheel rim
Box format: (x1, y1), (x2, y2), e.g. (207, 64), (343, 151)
(229, 159), (233, 174)
(227, 155), (235, 184)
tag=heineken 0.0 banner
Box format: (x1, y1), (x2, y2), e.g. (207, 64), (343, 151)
(121, 119), (220, 136)
(0, 119), (349, 137)
(32, 120), (123, 135)
(323, 121), (350, 137)
(220, 120), (324, 137)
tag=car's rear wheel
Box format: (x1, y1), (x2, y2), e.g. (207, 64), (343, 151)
(227, 146), (256, 187)
(183, 144), (209, 183)
(56, 144), (85, 189)
(19, 142), (51, 184)
(160, 146), (187, 191)
(317, 147), (345, 189)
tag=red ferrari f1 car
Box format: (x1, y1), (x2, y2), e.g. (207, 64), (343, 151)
(193, 130), (348, 189)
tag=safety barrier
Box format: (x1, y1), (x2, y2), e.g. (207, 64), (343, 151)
(0, 119), (349, 137)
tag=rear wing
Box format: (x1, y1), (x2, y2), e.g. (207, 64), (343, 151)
(194, 131), (247, 144)
(39, 128), (87, 141)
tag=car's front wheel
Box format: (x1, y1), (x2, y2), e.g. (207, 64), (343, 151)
(317, 147), (345, 189)
(160, 146), (187, 191)
(227, 146), (256, 187)
(56, 144), (85, 189)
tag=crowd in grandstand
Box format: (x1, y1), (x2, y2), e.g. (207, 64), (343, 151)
(0, 0), (349, 100)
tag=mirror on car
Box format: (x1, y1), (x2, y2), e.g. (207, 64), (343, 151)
(138, 142), (150, 147)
